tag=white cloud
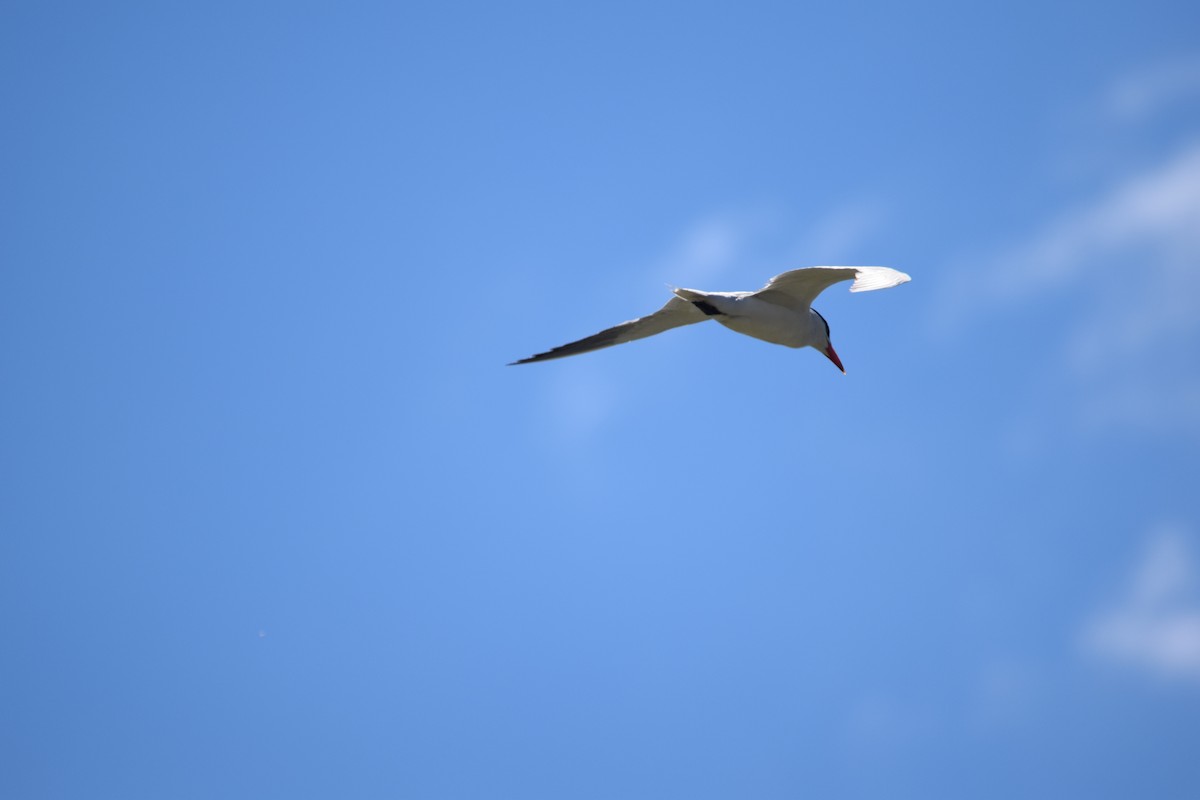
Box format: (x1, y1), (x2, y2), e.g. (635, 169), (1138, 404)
(788, 200), (884, 265)
(938, 139), (1200, 438)
(651, 212), (769, 287)
(1107, 56), (1200, 122)
(652, 203), (885, 288)
(964, 140), (1200, 306)
(1014, 140), (1200, 367)
(1083, 527), (1200, 683)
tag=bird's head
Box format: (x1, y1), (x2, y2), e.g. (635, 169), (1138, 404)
(812, 308), (844, 374)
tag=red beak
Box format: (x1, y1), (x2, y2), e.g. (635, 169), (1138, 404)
(824, 344), (845, 374)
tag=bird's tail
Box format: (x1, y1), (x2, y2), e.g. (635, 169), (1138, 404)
(672, 287), (723, 317)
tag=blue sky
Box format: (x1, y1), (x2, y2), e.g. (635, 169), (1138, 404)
(4, 1), (1200, 798)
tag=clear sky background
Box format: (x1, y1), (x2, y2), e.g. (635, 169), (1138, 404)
(4, 2), (1200, 798)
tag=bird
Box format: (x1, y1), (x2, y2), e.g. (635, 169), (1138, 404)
(509, 266), (911, 372)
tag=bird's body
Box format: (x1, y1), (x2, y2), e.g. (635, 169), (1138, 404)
(510, 266), (911, 372)
(671, 290), (824, 348)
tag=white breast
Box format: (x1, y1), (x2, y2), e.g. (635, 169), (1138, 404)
(709, 295), (815, 349)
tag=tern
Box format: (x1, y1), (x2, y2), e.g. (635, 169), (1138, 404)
(509, 266), (911, 372)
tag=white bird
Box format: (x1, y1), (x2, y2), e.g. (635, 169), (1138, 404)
(509, 266), (911, 372)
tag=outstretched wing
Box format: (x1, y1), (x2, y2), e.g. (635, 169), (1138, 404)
(752, 266), (911, 311)
(509, 295), (708, 365)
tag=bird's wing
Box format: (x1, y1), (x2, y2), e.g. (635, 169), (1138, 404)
(751, 266), (911, 311)
(509, 295), (708, 365)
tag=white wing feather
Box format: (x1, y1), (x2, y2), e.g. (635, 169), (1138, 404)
(752, 266), (911, 311)
(509, 296), (707, 364)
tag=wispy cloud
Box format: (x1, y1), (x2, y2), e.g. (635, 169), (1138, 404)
(1106, 56), (1200, 122)
(937, 134), (1200, 438)
(952, 139), (1200, 309)
(650, 212), (770, 287)
(651, 202), (885, 288)
(1082, 527), (1200, 684)
(1006, 138), (1200, 365)
(787, 200), (884, 265)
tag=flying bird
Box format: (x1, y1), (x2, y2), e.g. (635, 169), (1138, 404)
(509, 266), (911, 372)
